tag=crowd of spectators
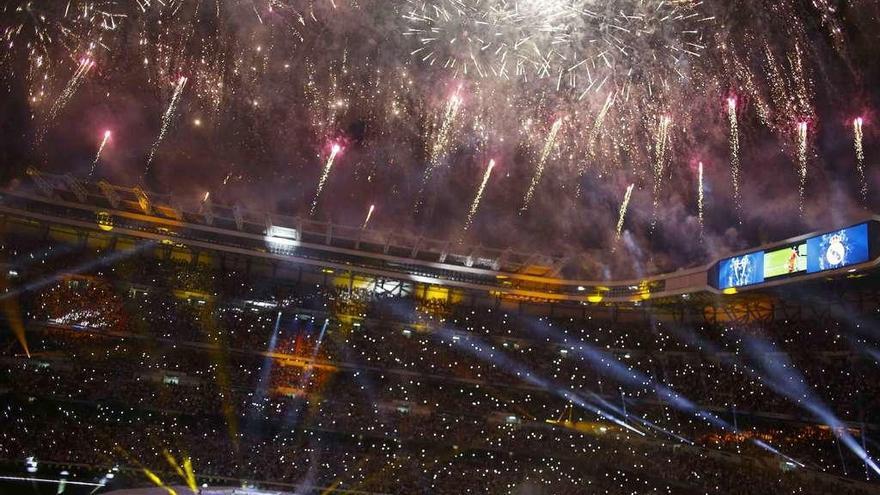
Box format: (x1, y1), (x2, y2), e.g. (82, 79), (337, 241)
(1, 241), (879, 493)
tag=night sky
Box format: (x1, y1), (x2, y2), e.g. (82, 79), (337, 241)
(2, 0), (880, 278)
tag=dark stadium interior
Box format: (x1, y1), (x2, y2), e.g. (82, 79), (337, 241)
(3, 1), (880, 494)
(0, 181), (878, 494)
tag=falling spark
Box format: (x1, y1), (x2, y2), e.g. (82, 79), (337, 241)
(89, 130), (111, 177)
(654, 116), (672, 182)
(727, 98), (741, 220)
(41, 57), (94, 139)
(854, 117), (867, 204)
(651, 115), (672, 228)
(145, 76), (189, 175)
(521, 118), (563, 214)
(310, 143), (341, 216)
(577, 92), (615, 198)
(362, 204), (375, 229)
(588, 93), (615, 159)
(614, 184), (635, 248)
(797, 121), (808, 214)
(698, 162), (704, 240)
(462, 159), (496, 234)
(415, 90), (463, 212)
(429, 90), (463, 165)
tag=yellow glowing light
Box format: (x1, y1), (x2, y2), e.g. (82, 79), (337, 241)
(722, 287), (738, 295)
(586, 294), (604, 303)
(96, 211), (114, 231)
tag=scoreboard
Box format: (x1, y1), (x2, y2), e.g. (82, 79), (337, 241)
(714, 222), (875, 290)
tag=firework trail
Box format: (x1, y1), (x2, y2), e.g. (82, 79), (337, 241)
(588, 93), (615, 160)
(521, 118), (563, 214)
(310, 143), (341, 216)
(650, 116), (672, 228)
(41, 57), (94, 139)
(698, 161), (704, 240)
(429, 90), (463, 165)
(854, 117), (867, 204)
(614, 184), (635, 249)
(576, 92), (615, 198)
(462, 159), (496, 235)
(797, 121), (808, 214)
(727, 97), (742, 220)
(654, 116), (672, 182)
(145, 76), (188, 175)
(415, 90), (463, 213)
(362, 204), (375, 229)
(729, 54), (771, 127)
(89, 130), (111, 177)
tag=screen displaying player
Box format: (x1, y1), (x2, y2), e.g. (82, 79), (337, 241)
(763, 243), (807, 279)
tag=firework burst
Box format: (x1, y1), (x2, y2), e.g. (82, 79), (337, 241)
(402, 0), (711, 93)
(0, 0), (874, 264)
(1, 1), (122, 109)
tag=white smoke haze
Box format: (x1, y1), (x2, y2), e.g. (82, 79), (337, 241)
(1, 0), (879, 279)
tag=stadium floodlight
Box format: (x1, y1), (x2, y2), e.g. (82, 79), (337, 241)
(264, 225), (300, 255)
(25, 456), (38, 473)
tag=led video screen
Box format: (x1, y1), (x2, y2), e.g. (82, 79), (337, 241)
(763, 243), (807, 279)
(806, 223), (870, 273)
(717, 251), (765, 289)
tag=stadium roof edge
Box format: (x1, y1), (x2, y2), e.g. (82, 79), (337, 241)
(2, 172), (877, 303)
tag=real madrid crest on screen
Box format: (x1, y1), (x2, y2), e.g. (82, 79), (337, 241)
(807, 224), (870, 274)
(824, 234), (846, 268)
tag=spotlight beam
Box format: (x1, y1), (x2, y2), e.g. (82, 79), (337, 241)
(434, 327), (643, 436)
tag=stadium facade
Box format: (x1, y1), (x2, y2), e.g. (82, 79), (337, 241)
(3, 170), (879, 321)
(3, 172), (880, 494)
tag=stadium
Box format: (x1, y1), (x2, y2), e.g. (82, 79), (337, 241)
(2, 1), (880, 494)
